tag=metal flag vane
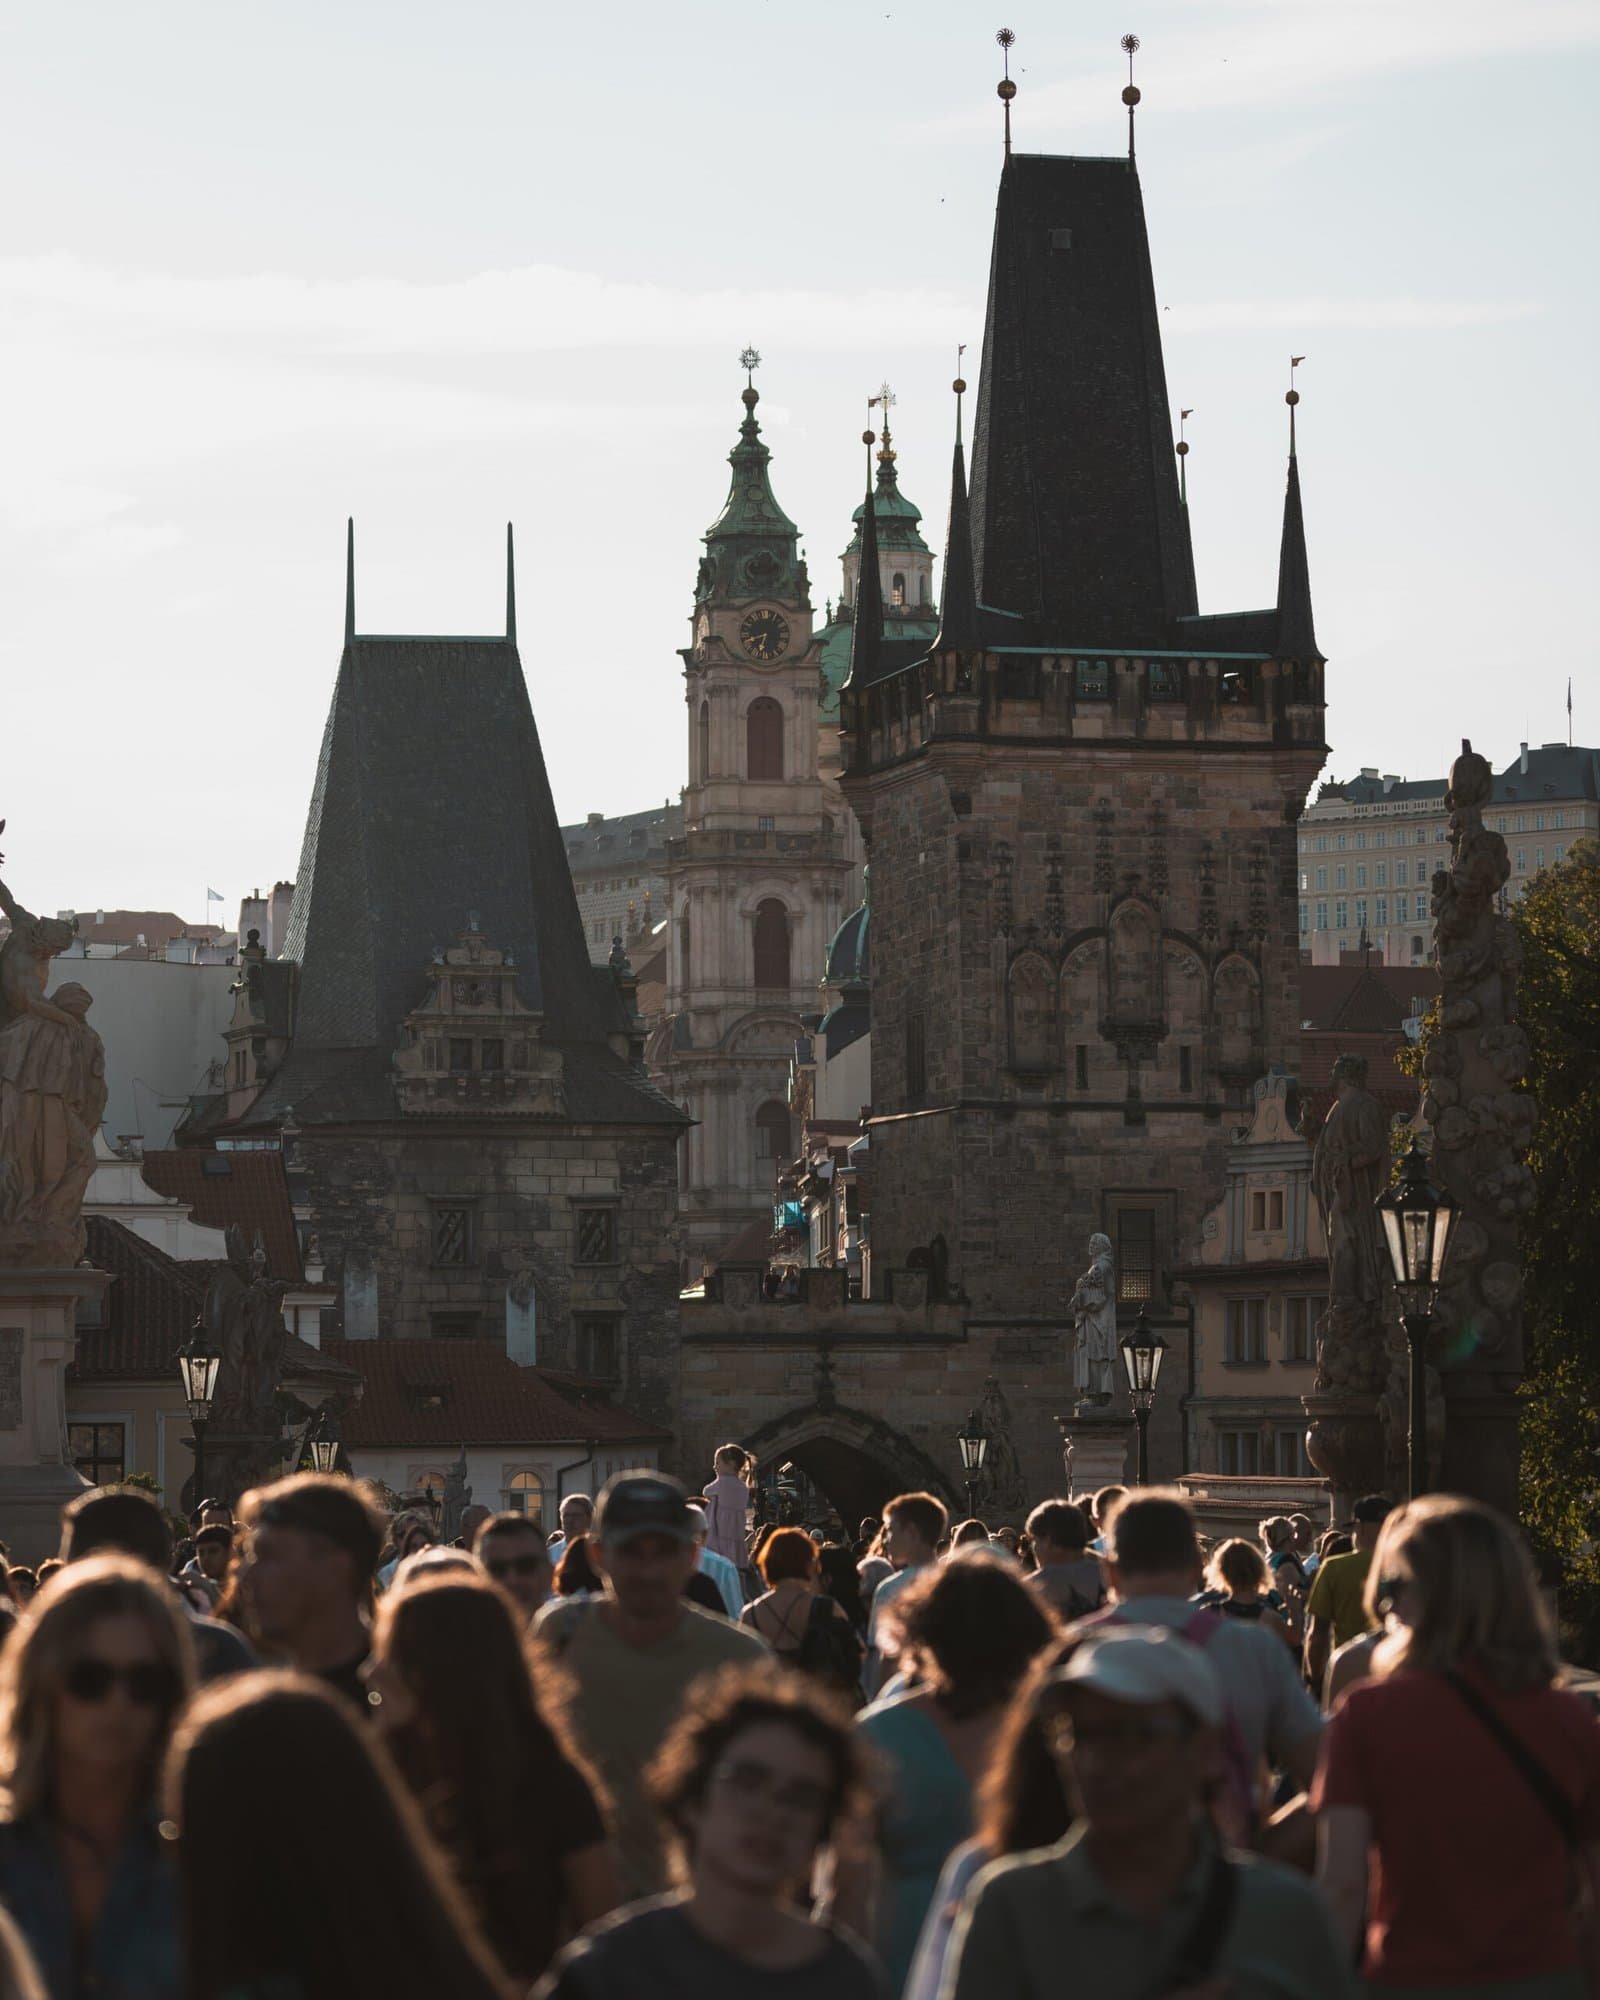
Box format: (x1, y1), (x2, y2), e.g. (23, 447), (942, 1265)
(996, 28), (1017, 157)
(1287, 354), (1305, 453)
(869, 380), (898, 460)
(954, 344), (968, 444)
(1176, 406), (1193, 502)
(1121, 34), (1141, 160)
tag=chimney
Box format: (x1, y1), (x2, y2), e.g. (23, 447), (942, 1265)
(1381, 774), (1399, 793)
(1520, 742), (1529, 774)
(1360, 767), (1378, 781)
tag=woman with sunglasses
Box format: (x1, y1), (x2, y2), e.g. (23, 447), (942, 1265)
(365, 1574), (618, 1986)
(0, 1556), (195, 2000)
(1313, 1494), (1600, 1995)
(536, 1663), (885, 1999)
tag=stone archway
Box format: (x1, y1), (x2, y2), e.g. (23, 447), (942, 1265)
(741, 1402), (958, 1529)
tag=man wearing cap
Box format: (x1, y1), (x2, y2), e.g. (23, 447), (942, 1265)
(238, 1472), (386, 1710)
(944, 1628), (1353, 2000)
(535, 1470), (766, 1896)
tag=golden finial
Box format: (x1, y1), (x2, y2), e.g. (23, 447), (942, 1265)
(996, 29), (1017, 157)
(1121, 35), (1141, 159)
(868, 380), (898, 463)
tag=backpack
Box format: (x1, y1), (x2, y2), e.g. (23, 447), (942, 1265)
(791, 1595), (864, 1703)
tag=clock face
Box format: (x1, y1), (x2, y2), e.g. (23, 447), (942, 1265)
(739, 607), (791, 662)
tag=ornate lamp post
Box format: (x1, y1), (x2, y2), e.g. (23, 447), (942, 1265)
(1375, 1139), (1457, 1498)
(176, 1320), (221, 1505)
(306, 1405), (341, 1476)
(956, 1410), (990, 1521)
(1119, 1309), (1168, 1485)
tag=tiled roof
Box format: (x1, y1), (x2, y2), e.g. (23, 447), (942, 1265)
(322, 1339), (668, 1448)
(1298, 964), (1437, 1032)
(140, 1149), (304, 1281)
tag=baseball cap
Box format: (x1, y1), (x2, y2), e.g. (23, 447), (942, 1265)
(593, 1471), (696, 1549)
(1053, 1626), (1223, 1728)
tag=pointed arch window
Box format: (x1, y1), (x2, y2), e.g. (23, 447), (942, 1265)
(697, 700), (710, 781)
(746, 697), (784, 780)
(753, 899), (790, 990)
(891, 573), (906, 607)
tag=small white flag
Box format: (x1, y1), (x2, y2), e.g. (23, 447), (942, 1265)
(206, 887), (223, 901)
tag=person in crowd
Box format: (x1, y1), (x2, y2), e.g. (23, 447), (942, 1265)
(187, 1527), (232, 1592)
(165, 1671), (511, 1999)
(1314, 1495), (1600, 1992)
(739, 1529), (862, 1695)
(1203, 1540), (1295, 1649)
(1088, 1485), (1126, 1555)
(555, 1535), (604, 1599)
(59, 1485), (255, 1684)
(1304, 1494), (1392, 1694)
(1258, 1517), (1308, 1640)
(476, 1511), (556, 1623)
(1318, 1528), (1353, 1566)
(365, 1573), (618, 1983)
(237, 1473), (384, 1708)
(377, 1509), (434, 1588)
(33, 1562), (63, 1593)
(535, 1472), (767, 1898)
(454, 1504), (492, 1553)
(0, 1905), (46, 2000)
(1024, 1501), (1106, 1621)
(546, 1493), (595, 1568)
(1080, 1488), (1322, 1834)
(685, 1502), (743, 1618)
(1290, 1514), (1319, 1574)
(1323, 1628), (1380, 1711)
(852, 1551), (1056, 1992)
(700, 1446), (754, 1572)
(857, 1523), (894, 1609)
(536, 1664), (884, 2000)
(817, 1543), (868, 1640)
(2, 1578), (33, 1610)
(864, 1492), (948, 1697)
(0, 1556), (196, 2000)
(393, 1546), (479, 1588)
(943, 1628), (1353, 2000)
(948, 1520), (991, 1552)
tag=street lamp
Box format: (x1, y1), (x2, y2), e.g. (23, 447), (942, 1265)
(307, 1405), (341, 1476)
(1119, 1309), (1168, 1486)
(1375, 1139), (1458, 1498)
(176, 1319), (221, 1506)
(956, 1410), (990, 1521)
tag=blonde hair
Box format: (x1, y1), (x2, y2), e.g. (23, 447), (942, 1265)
(1367, 1495), (1558, 1693)
(0, 1555), (196, 1819)
(1207, 1537), (1268, 1596)
(1259, 1516), (1294, 1552)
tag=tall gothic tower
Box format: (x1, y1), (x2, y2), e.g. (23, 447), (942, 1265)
(658, 363), (855, 1263)
(839, 138), (1329, 1328)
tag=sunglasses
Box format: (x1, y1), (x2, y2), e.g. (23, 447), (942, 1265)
(64, 1659), (176, 1707)
(485, 1553), (548, 1581)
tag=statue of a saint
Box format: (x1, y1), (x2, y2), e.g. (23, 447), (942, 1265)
(1311, 1054), (1388, 1310)
(0, 863), (106, 1266)
(202, 1226), (288, 1427)
(1070, 1231), (1119, 1404)
(441, 1450), (472, 1542)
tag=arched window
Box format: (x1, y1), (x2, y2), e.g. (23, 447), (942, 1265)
(753, 899), (790, 989)
(755, 1100), (792, 1172)
(746, 697), (784, 780)
(891, 572), (906, 607)
(507, 1470), (544, 1523)
(697, 700), (710, 781)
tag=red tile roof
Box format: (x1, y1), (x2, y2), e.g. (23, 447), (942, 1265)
(321, 1339), (670, 1449)
(1298, 963), (1438, 1032)
(141, 1150), (303, 1281)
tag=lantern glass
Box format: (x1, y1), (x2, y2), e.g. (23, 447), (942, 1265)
(1120, 1314), (1168, 1399)
(177, 1336), (221, 1421)
(1377, 1141), (1456, 1294)
(957, 1418), (989, 1474)
(309, 1438), (338, 1475)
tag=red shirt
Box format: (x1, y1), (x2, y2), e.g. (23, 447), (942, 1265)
(1312, 1667), (1600, 1983)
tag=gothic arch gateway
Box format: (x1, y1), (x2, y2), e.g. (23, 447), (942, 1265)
(741, 1402), (958, 1524)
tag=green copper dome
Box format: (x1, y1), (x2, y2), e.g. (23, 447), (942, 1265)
(846, 448), (929, 556)
(695, 382), (803, 606)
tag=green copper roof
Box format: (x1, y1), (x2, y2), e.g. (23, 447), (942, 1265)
(814, 600), (939, 722)
(846, 447), (930, 555)
(696, 385), (803, 606)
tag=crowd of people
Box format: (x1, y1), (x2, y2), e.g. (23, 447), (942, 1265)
(0, 1444), (1594, 2000)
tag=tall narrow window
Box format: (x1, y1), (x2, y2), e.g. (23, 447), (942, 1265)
(891, 572), (906, 607)
(1178, 1046), (1193, 1092)
(753, 899), (790, 988)
(1117, 1209), (1156, 1302)
(746, 697), (784, 780)
(697, 700), (710, 781)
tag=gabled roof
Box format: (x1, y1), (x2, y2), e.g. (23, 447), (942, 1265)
(140, 1149), (304, 1281)
(1298, 963), (1438, 1032)
(322, 1339), (668, 1448)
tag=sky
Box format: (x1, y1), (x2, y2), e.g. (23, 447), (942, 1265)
(1, 0), (1596, 922)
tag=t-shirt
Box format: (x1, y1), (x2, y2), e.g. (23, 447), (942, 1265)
(1027, 1558), (1105, 1620)
(535, 1894), (888, 2000)
(1311, 1667), (1600, 1983)
(1305, 1548), (1375, 1648)
(535, 1598), (767, 1896)
(318, 1648), (372, 1716)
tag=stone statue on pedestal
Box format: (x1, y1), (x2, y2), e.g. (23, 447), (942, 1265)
(441, 1449), (472, 1542)
(1070, 1231), (1119, 1407)
(0, 856), (106, 1268)
(202, 1227), (288, 1427)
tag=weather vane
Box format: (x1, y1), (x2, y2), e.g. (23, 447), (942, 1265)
(1176, 406), (1192, 502)
(1287, 355), (1305, 451)
(996, 29), (1017, 157)
(740, 346), (761, 385)
(1121, 34), (1141, 159)
(954, 344), (969, 442)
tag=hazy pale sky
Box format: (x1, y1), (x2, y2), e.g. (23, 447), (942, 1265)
(3, 0), (1595, 921)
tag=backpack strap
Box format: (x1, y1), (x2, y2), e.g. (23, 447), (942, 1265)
(1163, 1846), (1239, 1991)
(1443, 1671), (1579, 1847)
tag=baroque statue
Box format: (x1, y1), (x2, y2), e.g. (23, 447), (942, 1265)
(1070, 1231), (1119, 1405)
(1311, 1054), (1388, 1317)
(441, 1449), (472, 1542)
(0, 842), (107, 1267)
(201, 1226), (288, 1429)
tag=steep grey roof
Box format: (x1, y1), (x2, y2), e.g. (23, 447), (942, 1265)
(1494, 745), (1600, 804)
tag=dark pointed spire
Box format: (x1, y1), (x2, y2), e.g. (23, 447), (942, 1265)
(344, 517), (355, 647)
(843, 427), (883, 690)
(937, 369), (979, 653)
(1121, 34), (1141, 162)
(1275, 385), (1320, 660)
(505, 522), (517, 645)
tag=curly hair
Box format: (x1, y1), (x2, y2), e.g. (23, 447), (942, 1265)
(880, 1552), (1056, 1718)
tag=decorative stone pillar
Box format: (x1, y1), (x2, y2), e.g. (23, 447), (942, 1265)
(1056, 1408), (1131, 1503)
(0, 1268), (109, 1563)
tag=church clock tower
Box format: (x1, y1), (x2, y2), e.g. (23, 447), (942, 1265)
(657, 354), (856, 1266)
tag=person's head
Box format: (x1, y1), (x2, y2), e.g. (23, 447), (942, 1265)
(993, 1525), (1021, 1555)
(165, 1672), (507, 2000)
(649, 1664), (867, 1900)
(950, 1518), (991, 1550)
(193, 1525), (234, 1583)
(553, 1535), (602, 1597)
(1352, 1493), (1394, 1552)
(475, 1514), (554, 1619)
(386, 1512), (434, 1564)
(1047, 1626), (1223, 1845)
(882, 1553), (1055, 1718)
(857, 1517), (881, 1547)
(1289, 1513), (1315, 1552)
(1259, 1516), (1295, 1555)
(196, 1501), (234, 1533)
(1319, 1528), (1354, 1561)
(1104, 1489), (1202, 1598)
(457, 1505), (492, 1550)
(367, 1573), (554, 1746)
(394, 1548), (479, 1589)
(1026, 1500), (1092, 1566)
(0, 1556), (195, 1817)
(1091, 1485), (1127, 1532)
(1207, 1538), (1269, 1600)
(557, 1493), (594, 1541)
(883, 1492), (948, 1568)
(5, 1573), (35, 1606)
(239, 1475), (385, 1653)
(757, 1528), (817, 1589)
(1366, 1495), (1558, 1692)
(815, 1544), (863, 1616)
(977, 1638), (1078, 1859)
(712, 1444), (749, 1479)
(590, 1472), (699, 1621)
(59, 1484), (173, 1572)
